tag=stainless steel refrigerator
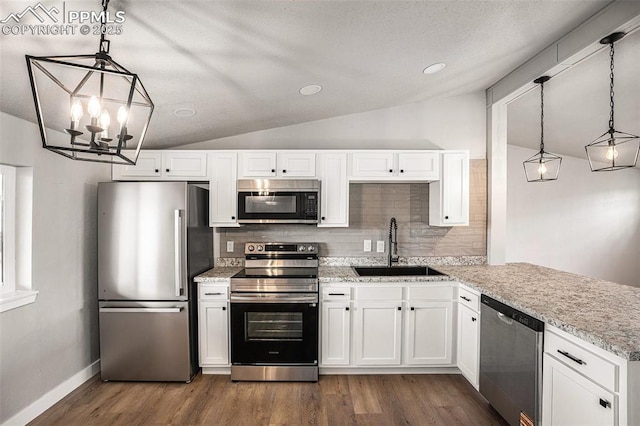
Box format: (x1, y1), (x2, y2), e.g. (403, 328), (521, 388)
(97, 182), (213, 382)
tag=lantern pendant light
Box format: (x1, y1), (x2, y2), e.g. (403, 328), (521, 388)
(585, 32), (639, 171)
(523, 76), (562, 182)
(25, 0), (154, 165)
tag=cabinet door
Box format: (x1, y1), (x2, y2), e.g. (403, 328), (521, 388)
(542, 353), (615, 426)
(398, 152), (439, 180)
(163, 152), (208, 178)
(238, 152), (277, 177)
(321, 301), (351, 366)
(317, 153), (349, 227)
(278, 152), (316, 177)
(457, 303), (479, 388)
(112, 151), (162, 179)
(429, 151), (469, 226)
(198, 301), (229, 366)
(354, 302), (402, 365)
(350, 152), (395, 178)
(209, 152), (239, 227)
(404, 301), (453, 365)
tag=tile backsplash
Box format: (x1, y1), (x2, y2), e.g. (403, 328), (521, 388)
(219, 159), (486, 259)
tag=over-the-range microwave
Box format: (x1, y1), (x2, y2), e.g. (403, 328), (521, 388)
(236, 179), (320, 224)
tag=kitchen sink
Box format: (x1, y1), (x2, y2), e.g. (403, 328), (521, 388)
(353, 266), (447, 277)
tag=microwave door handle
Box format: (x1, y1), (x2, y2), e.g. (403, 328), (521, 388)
(174, 209), (183, 297)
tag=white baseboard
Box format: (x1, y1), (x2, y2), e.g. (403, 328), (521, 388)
(3, 360), (100, 426)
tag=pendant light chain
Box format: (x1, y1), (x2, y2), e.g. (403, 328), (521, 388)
(99, 0), (110, 55)
(540, 81), (545, 153)
(608, 41), (615, 132)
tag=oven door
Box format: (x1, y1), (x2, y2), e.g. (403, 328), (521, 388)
(230, 293), (318, 365)
(237, 191), (318, 224)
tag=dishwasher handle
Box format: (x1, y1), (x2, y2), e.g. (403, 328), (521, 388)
(497, 311), (513, 325)
(99, 307), (183, 313)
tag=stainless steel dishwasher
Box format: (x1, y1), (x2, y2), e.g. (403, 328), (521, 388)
(479, 295), (544, 426)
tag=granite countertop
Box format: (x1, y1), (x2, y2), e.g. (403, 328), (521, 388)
(435, 263), (640, 361)
(194, 262), (640, 361)
(194, 267), (242, 282)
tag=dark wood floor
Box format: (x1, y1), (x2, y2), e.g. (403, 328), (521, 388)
(30, 373), (507, 425)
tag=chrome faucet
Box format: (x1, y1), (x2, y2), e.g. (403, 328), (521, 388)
(388, 217), (399, 267)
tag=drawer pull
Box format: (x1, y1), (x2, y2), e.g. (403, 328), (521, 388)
(345, 307), (349, 311)
(397, 306), (402, 311)
(460, 296), (471, 302)
(599, 398), (611, 409)
(222, 306), (226, 311)
(205, 292), (224, 296)
(328, 293), (346, 296)
(410, 307), (415, 311)
(557, 349), (586, 365)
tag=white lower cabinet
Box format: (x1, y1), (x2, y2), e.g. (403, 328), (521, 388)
(405, 300), (453, 365)
(198, 301), (229, 366)
(198, 284), (229, 368)
(456, 284), (480, 388)
(541, 325), (639, 426)
(543, 353), (615, 426)
(320, 282), (455, 369)
(354, 301), (403, 365)
(321, 301), (351, 365)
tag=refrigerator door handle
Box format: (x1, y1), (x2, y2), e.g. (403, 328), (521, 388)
(174, 209), (183, 297)
(99, 307), (183, 313)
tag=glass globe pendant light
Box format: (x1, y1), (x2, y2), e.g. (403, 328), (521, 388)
(523, 76), (562, 182)
(585, 32), (639, 171)
(25, 0), (154, 165)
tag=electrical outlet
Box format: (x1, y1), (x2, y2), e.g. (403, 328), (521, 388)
(376, 240), (385, 253)
(226, 241), (234, 252)
(364, 240), (372, 252)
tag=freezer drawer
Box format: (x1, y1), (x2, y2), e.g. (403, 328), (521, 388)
(99, 301), (194, 382)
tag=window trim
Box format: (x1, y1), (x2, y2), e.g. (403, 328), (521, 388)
(0, 164), (37, 312)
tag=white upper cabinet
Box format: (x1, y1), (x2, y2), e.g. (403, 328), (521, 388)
(209, 152), (239, 227)
(112, 151), (208, 181)
(238, 151), (316, 178)
(349, 151), (439, 181)
(429, 150), (469, 226)
(317, 153), (349, 227)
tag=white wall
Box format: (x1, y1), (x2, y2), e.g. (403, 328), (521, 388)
(180, 92), (487, 159)
(506, 144), (640, 287)
(0, 112), (111, 423)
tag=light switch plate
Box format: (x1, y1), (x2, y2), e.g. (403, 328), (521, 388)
(376, 240), (385, 253)
(226, 241), (234, 252)
(364, 240), (372, 252)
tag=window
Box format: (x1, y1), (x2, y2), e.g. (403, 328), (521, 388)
(0, 164), (16, 293)
(0, 164), (37, 312)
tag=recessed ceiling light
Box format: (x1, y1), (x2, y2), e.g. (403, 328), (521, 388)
(172, 107), (197, 117)
(423, 63), (446, 75)
(299, 84), (322, 96)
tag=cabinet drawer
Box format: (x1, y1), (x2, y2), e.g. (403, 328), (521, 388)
(458, 285), (480, 311)
(544, 329), (617, 392)
(406, 285), (453, 301)
(322, 286), (351, 301)
(198, 285), (228, 300)
(356, 286), (402, 301)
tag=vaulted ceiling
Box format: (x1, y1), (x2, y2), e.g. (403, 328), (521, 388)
(0, 0), (625, 152)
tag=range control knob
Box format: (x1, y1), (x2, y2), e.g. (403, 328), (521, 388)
(299, 246), (306, 252)
(307, 245), (315, 252)
(247, 245), (255, 252)
(257, 245), (264, 252)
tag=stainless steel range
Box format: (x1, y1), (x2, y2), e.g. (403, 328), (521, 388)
(230, 242), (319, 382)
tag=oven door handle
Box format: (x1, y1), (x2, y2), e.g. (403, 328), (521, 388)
(231, 293), (319, 303)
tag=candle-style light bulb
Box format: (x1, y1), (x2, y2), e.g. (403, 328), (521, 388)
(605, 145), (619, 161)
(117, 106), (128, 126)
(70, 100), (83, 128)
(87, 96), (101, 119)
(99, 110), (111, 141)
(537, 161), (547, 175)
